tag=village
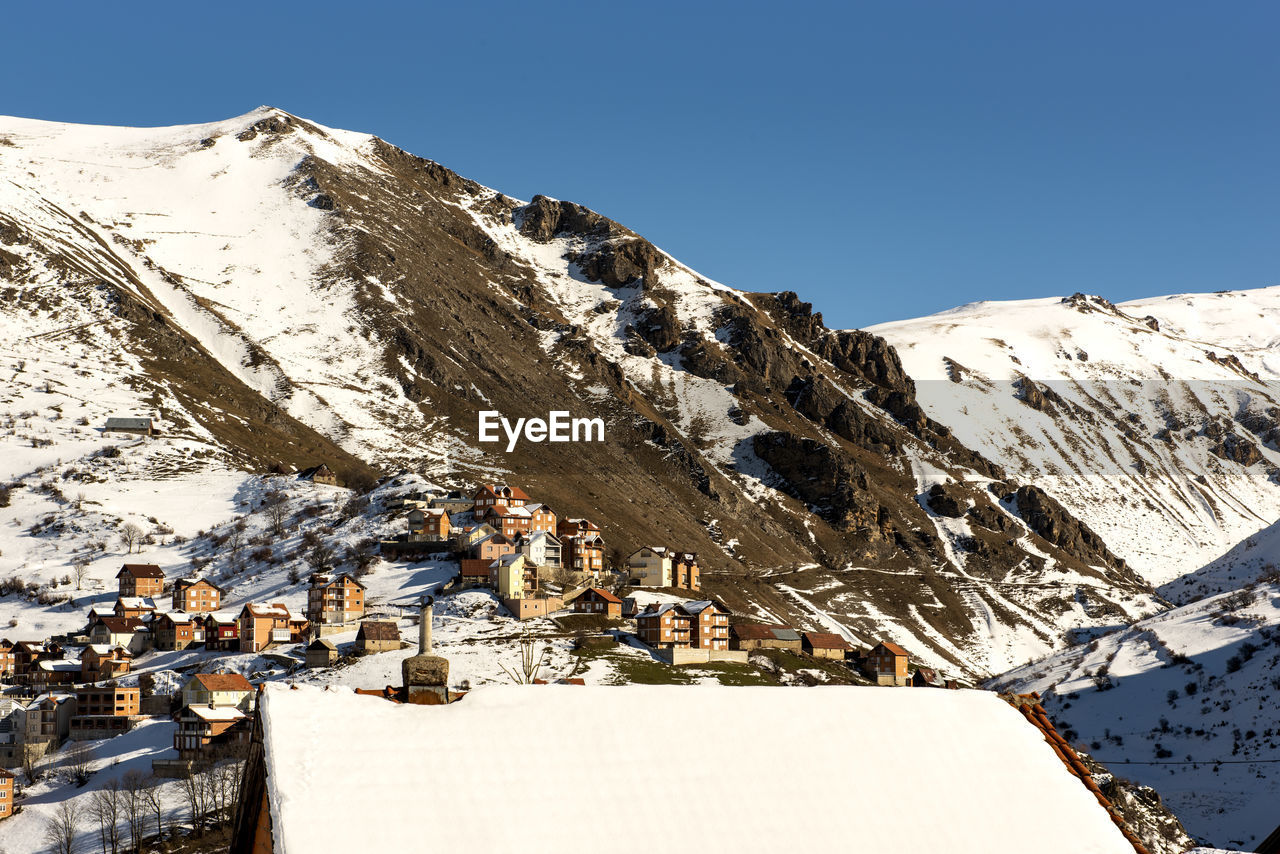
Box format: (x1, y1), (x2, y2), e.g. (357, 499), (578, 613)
(0, 468), (976, 830)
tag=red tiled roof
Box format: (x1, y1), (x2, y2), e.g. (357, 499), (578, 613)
(1002, 694), (1151, 854)
(117, 563), (165, 579)
(95, 617), (147, 633)
(357, 621), (401, 642)
(732, 623), (793, 640)
(582, 587), (622, 604)
(192, 673), (253, 692)
(875, 641), (909, 657)
(803, 632), (852, 650)
(460, 559), (492, 577)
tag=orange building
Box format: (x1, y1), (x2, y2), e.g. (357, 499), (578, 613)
(866, 641), (910, 686)
(116, 564), (165, 598)
(239, 604), (309, 652)
(683, 600), (730, 650)
(0, 768), (13, 820)
(173, 578), (224, 613)
(80, 644), (133, 681)
(305, 574), (366, 626)
(573, 588), (622, 619)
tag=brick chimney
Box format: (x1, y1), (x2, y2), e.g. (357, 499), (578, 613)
(402, 596), (449, 705)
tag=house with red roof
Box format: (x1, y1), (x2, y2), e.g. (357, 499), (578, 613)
(116, 563), (165, 598)
(238, 603), (309, 652)
(572, 587), (622, 619)
(802, 632), (853, 660)
(865, 641), (910, 686)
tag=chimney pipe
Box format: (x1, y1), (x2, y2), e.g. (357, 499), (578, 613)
(419, 596), (434, 654)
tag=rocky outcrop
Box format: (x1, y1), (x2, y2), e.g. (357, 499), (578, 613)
(1013, 485), (1132, 575)
(926, 483), (967, 517)
(517, 195), (618, 243)
(575, 238), (664, 288)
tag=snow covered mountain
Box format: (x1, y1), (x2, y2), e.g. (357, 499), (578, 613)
(991, 578), (1280, 849)
(0, 106), (1230, 681)
(871, 291), (1280, 595)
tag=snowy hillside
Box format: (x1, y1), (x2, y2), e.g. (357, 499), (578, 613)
(0, 108), (1172, 676)
(990, 579), (1280, 849)
(870, 290), (1280, 593)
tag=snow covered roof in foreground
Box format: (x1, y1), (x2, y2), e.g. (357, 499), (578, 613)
(257, 684), (1133, 854)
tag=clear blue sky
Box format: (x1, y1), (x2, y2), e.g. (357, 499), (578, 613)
(2, 2), (1276, 328)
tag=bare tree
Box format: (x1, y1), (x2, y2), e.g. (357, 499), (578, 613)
(44, 799), (82, 854)
(22, 743), (44, 784)
(498, 630), (552, 684)
(88, 778), (123, 854)
(122, 770), (148, 854)
(73, 558), (91, 591)
(66, 740), (95, 786)
(142, 775), (165, 842)
(305, 544), (335, 574)
(264, 491), (289, 536)
(227, 526), (246, 571)
(119, 522), (144, 555)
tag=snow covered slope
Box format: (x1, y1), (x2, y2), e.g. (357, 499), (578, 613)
(990, 579), (1280, 849)
(871, 290), (1280, 594)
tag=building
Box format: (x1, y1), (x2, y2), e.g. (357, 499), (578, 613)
(175, 705), (250, 761)
(0, 639), (14, 682)
(471, 532), (517, 562)
(70, 685), (141, 740)
(471, 484), (531, 512)
(355, 622), (402, 655)
(87, 617), (150, 655)
(153, 612), (200, 651)
(104, 417), (153, 435)
(0, 768), (13, 820)
(729, 623), (802, 652)
(573, 587), (622, 618)
(305, 638), (338, 668)
(24, 694), (76, 752)
(636, 603), (692, 649)
(671, 552), (700, 590)
(79, 644), (133, 681)
(200, 611), (240, 651)
(116, 563), (165, 598)
(627, 546), (671, 587)
(802, 632), (853, 660)
(30, 658), (81, 689)
(407, 507), (451, 541)
(173, 577), (224, 613)
(305, 574), (366, 627)
(490, 553), (536, 600)
(865, 641), (910, 686)
(181, 673), (255, 712)
(515, 529), (562, 570)
(525, 503), (557, 534)
(683, 600), (730, 649)
(428, 491), (473, 514)
(453, 522), (497, 549)
(113, 596), (157, 619)
(229, 685), (1147, 854)
(297, 464), (339, 486)
(564, 534), (605, 577)
(238, 604), (309, 653)
(478, 503), (535, 538)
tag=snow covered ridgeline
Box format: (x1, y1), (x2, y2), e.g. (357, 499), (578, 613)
(239, 683), (1142, 854)
(870, 290), (1280, 592)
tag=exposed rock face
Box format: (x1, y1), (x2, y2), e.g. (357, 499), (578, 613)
(1014, 485), (1131, 574)
(517, 194), (616, 243)
(926, 483), (967, 518)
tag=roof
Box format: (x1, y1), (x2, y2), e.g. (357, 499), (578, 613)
(874, 641), (910, 657)
(581, 587), (622, 604)
(104, 417), (152, 429)
(307, 638), (337, 651)
(357, 621), (401, 642)
(803, 632), (853, 650)
(175, 577), (224, 592)
(117, 563), (164, 579)
(475, 484), (531, 502)
(255, 684), (1136, 853)
(117, 596), (157, 610)
(187, 705), (248, 722)
(681, 600), (726, 616)
(731, 623), (796, 641)
(189, 672), (253, 693)
(94, 616), (147, 634)
(241, 602), (294, 619)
